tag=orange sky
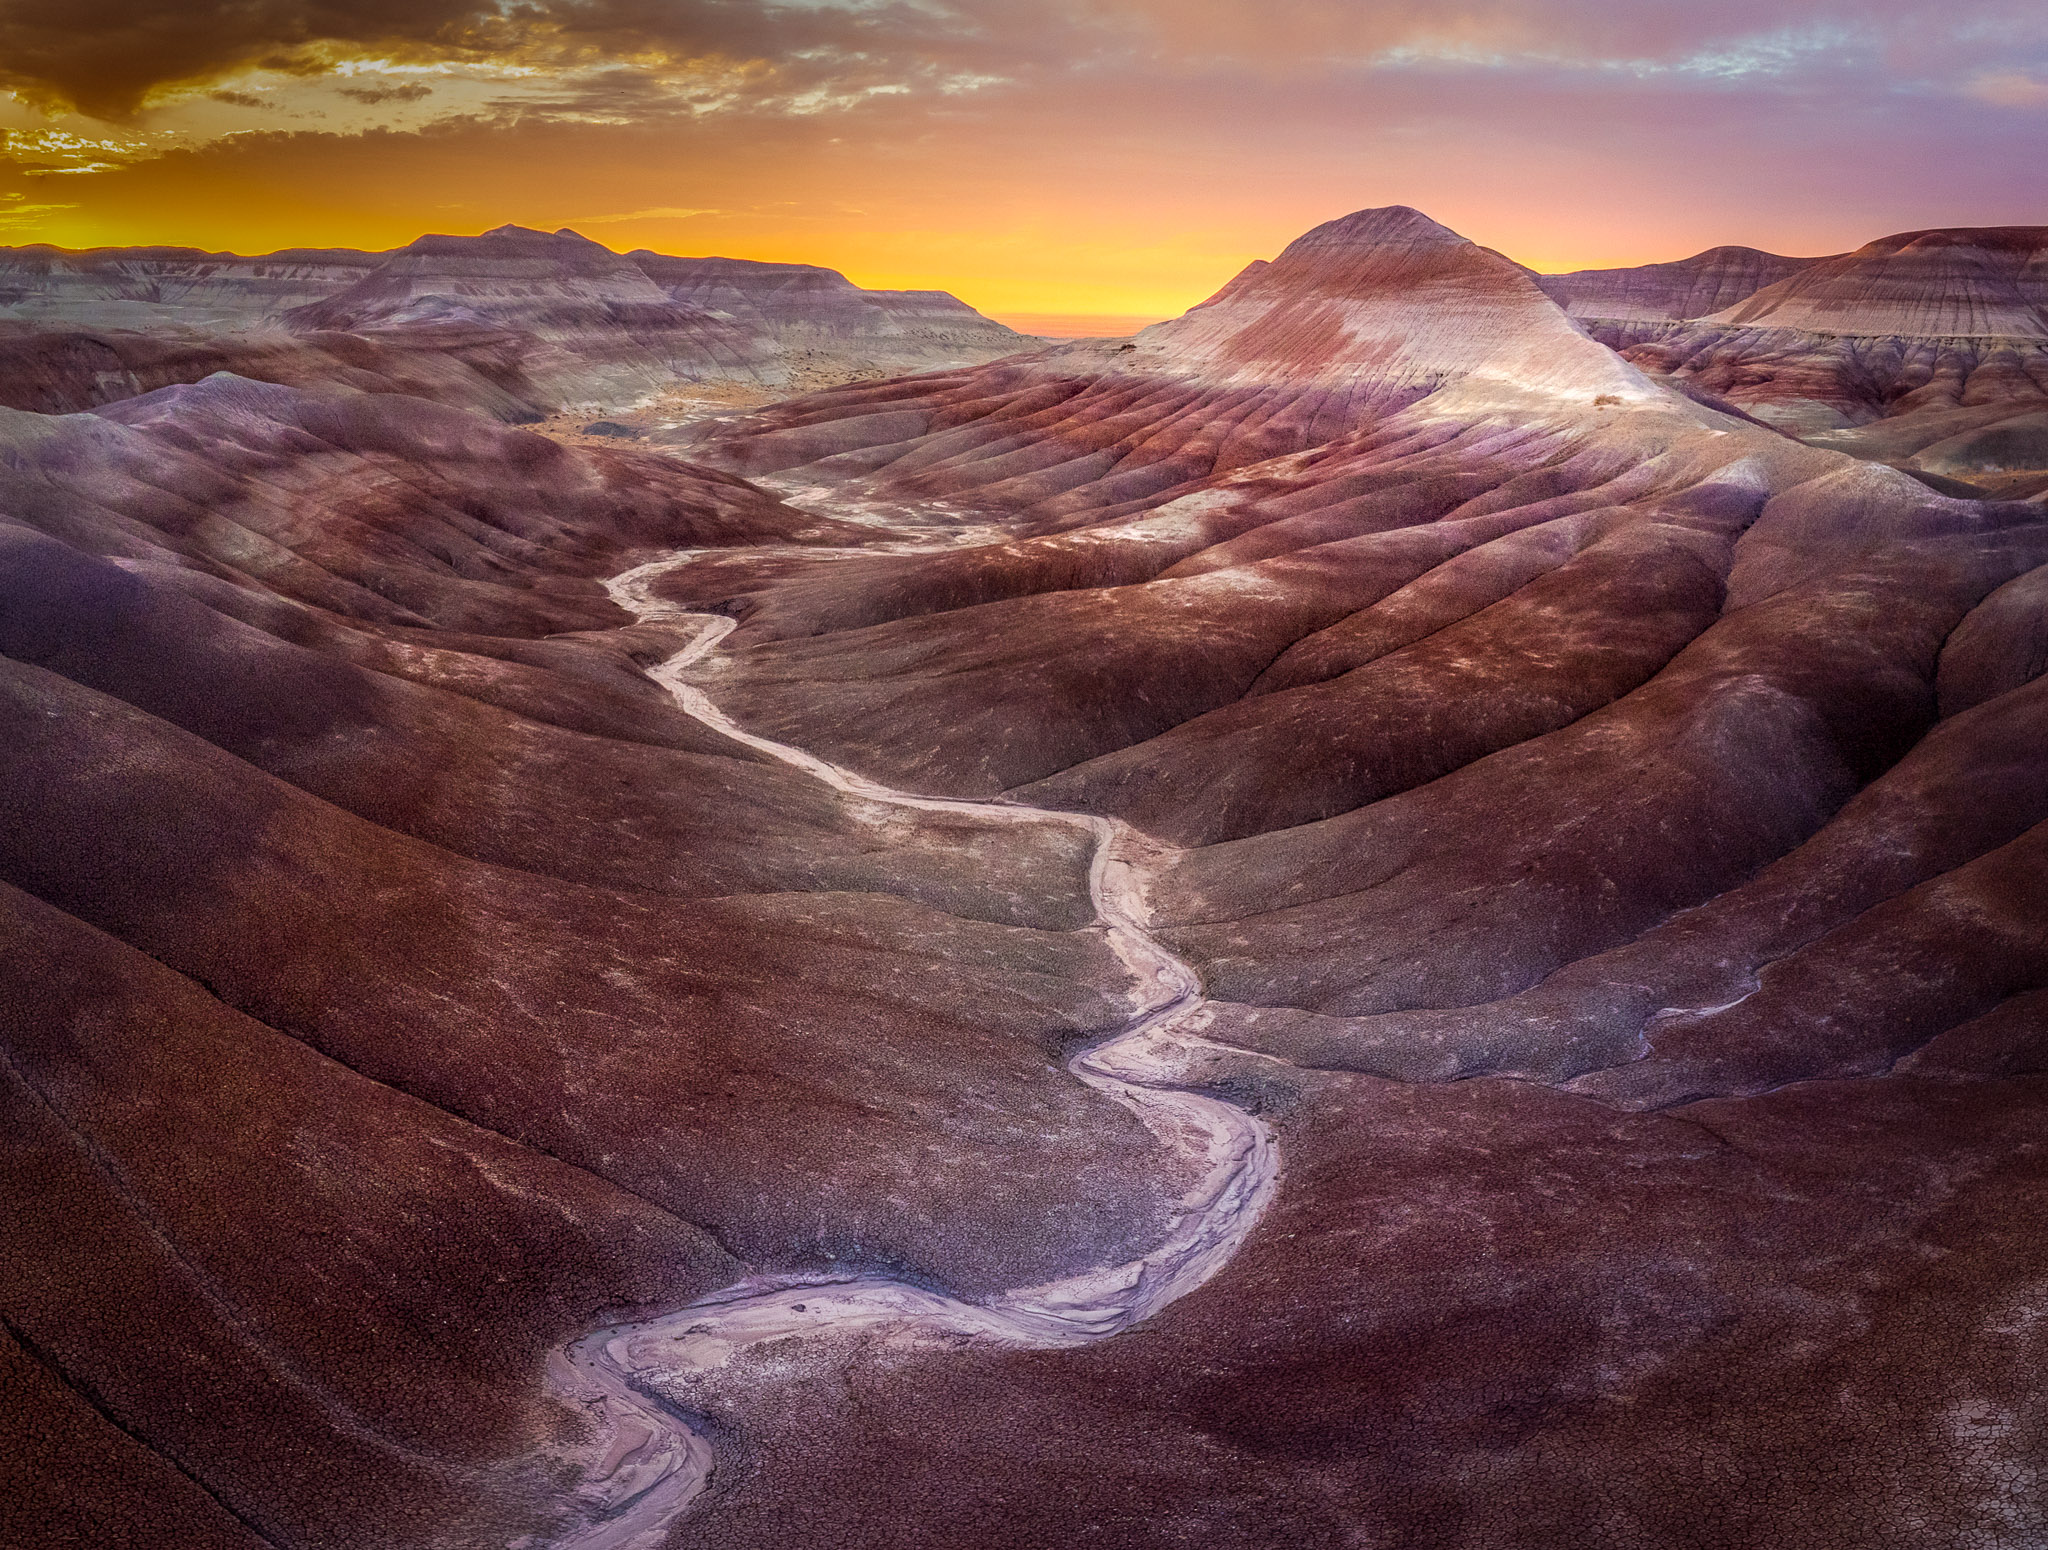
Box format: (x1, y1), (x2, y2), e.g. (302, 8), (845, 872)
(2, 2), (2044, 321)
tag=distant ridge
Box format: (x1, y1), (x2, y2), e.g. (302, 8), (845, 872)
(0, 225), (1034, 413)
(1548, 224), (2048, 487)
(1538, 245), (1826, 324)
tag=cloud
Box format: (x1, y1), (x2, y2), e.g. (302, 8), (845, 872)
(0, 0), (493, 117)
(1968, 70), (2048, 107)
(0, 0), (1004, 118)
(338, 81), (436, 104)
(209, 89), (265, 107)
(575, 205), (723, 223)
(7, 0), (2047, 128)
(0, 194), (78, 225)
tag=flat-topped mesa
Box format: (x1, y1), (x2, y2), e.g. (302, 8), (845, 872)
(284, 224), (776, 407)
(1120, 205), (1657, 409)
(1707, 226), (2048, 339)
(285, 225), (690, 330)
(0, 227), (1033, 417)
(0, 243), (388, 326)
(631, 251), (1032, 357)
(1538, 245), (1826, 325)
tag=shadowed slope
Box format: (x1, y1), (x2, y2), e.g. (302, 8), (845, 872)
(7, 201), (2046, 1550)
(0, 318), (558, 420)
(613, 206), (2048, 1548)
(0, 375), (1186, 1547)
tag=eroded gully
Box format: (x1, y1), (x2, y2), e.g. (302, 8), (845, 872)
(532, 544), (1281, 1549)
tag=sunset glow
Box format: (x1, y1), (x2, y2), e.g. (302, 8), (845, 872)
(3, 2), (2046, 323)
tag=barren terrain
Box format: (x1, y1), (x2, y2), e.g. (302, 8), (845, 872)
(3, 206), (2043, 1550)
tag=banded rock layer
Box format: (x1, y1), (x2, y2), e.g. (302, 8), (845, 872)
(0, 244), (389, 328)
(0, 372), (1177, 1548)
(1537, 243), (1823, 325)
(618, 205), (2048, 1546)
(1559, 226), (2048, 493)
(0, 227), (1034, 419)
(3, 203), (2045, 1550)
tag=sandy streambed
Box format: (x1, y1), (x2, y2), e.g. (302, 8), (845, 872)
(530, 550), (1281, 1549)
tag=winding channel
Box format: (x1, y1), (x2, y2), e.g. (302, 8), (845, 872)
(537, 548), (1281, 1550)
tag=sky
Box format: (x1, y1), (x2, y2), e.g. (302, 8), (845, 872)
(1, 0), (2044, 328)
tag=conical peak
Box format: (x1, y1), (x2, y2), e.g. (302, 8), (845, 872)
(1125, 203), (1655, 406)
(1242, 204), (1532, 307)
(1276, 206), (1470, 262)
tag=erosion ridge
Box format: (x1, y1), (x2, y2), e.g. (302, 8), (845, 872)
(0, 370), (1189, 1548)
(0, 226), (1037, 421)
(1556, 225), (2048, 493)
(587, 205), (2048, 1547)
(4, 199), (2046, 1550)
(539, 563), (1277, 1546)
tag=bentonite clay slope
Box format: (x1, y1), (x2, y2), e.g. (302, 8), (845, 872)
(7, 200), (2047, 1550)
(0, 230), (1034, 419)
(0, 244), (387, 327)
(632, 253), (1034, 374)
(1563, 226), (2048, 490)
(0, 373), (1215, 1548)
(282, 224), (777, 409)
(1536, 244), (1824, 323)
(650, 201), (2048, 1087)
(578, 205), (2048, 1546)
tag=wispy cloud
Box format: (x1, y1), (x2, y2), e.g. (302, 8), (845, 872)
(575, 205), (724, 224)
(1967, 70), (2048, 107)
(0, 193), (78, 224)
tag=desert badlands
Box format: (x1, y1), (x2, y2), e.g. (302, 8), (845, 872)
(3, 206), (2047, 1549)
